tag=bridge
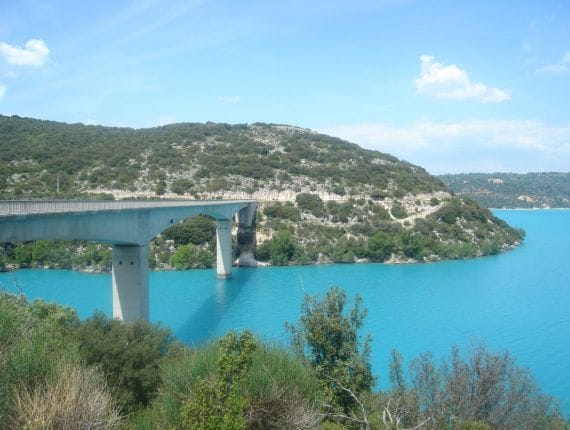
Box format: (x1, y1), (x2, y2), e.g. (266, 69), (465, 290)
(0, 199), (257, 322)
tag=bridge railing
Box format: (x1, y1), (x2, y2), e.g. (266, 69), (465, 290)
(0, 199), (255, 216)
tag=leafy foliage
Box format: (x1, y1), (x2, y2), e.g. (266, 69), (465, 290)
(162, 215), (216, 246)
(269, 230), (297, 265)
(170, 243), (214, 270)
(287, 287), (374, 414)
(176, 331), (256, 430)
(0, 293), (122, 428)
(1, 291), (568, 430)
(74, 312), (173, 412)
(377, 345), (569, 430)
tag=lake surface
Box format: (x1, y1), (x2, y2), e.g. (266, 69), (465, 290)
(1, 210), (569, 409)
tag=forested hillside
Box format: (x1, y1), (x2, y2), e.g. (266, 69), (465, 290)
(439, 172), (570, 208)
(0, 115), (524, 270)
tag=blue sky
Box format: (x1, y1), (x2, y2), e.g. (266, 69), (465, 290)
(0, 0), (569, 173)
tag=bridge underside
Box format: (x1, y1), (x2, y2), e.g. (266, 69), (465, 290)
(0, 201), (257, 321)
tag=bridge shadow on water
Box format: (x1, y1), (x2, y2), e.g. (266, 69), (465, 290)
(173, 268), (255, 346)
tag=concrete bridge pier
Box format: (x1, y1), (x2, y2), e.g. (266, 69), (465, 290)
(216, 220), (232, 278)
(112, 244), (149, 321)
(237, 205), (257, 267)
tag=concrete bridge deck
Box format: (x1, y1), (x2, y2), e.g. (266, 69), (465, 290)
(0, 199), (257, 321)
(0, 199), (253, 216)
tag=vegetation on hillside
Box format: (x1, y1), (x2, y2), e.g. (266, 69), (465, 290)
(0, 115), (524, 270)
(0, 289), (566, 429)
(439, 172), (570, 208)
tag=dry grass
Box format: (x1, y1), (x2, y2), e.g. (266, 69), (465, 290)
(8, 361), (122, 430)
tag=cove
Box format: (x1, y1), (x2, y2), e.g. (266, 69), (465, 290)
(1, 210), (569, 410)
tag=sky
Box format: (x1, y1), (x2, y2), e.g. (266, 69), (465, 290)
(0, 0), (569, 174)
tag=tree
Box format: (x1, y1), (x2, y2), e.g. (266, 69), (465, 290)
(407, 345), (566, 430)
(176, 331), (257, 430)
(74, 312), (173, 412)
(287, 287), (374, 414)
(295, 193), (325, 217)
(162, 215), (216, 246)
(270, 230), (296, 265)
(14, 245), (32, 266)
(367, 231), (395, 262)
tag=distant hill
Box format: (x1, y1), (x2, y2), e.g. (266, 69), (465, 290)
(439, 172), (570, 208)
(0, 115), (524, 270)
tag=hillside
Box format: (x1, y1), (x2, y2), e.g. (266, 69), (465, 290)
(439, 172), (570, 208)
(0, 115), (524, 270)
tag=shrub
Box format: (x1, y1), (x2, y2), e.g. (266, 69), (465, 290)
(170, 179), (193, 195)
(176, 331), (256, 430)
(0, 294), (81, 426)
(390, 204), (408, 219)
(74, 313), (173, 413)
(170, 244), (214, 270)
(429, 197), (440, 206)
(9, 361), (122, 430)
(287, 287), (374, 414)
(270, 230), (296, 266)
(406, 345), (566, 430)
(296, 193), (325, 217)
(262, 202), (300, 221)
(136, 337), (321, 429)
(162, 215), (216, 246)
(367, 231), (395, 262)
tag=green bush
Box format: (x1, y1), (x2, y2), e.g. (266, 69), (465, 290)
(0, 294), (82, 426)
(262, 202), (300, 221)
(269, 230), (296, 266)
(170, 244), (214, 270)
(296, 193), (325, 217)
(287, 287), (374, 414)
(137, 336), (321, 429)
(367, 231), (395, 262)
(162, 215), (216, 246)
(390, 204), (408, 219)
(176, 331), (256, 430)
(74, 312), (174, 413)
(170, 179), (193, 195)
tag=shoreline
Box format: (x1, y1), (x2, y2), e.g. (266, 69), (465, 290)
(0, 244), (519, 275)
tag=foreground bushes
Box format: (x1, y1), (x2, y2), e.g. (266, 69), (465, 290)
(0, 290), (567, 429)
(0, 293), (121, 429)
(74, 312), (174, 412)
(10, 361), (122, 429)
(135, 333), (322, 429)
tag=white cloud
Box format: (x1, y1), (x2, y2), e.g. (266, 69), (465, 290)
(414, 55), (510, 103)
(0, 83), (5, 102)
(321, 120), (570, 174)
(0, 39), (49, 66)
(536, 64), (569, 75)
(521, 43), (532, 53)
(218, 95), (240, 104)
(535, 51), (570, 75)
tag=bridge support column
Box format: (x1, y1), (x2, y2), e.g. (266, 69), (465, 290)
(216, 219), (232, 278)
(237, 205), (257, 267)
(112, 244), (149, 322)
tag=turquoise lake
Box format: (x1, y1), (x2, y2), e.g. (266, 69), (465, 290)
(1, 209), (569, 409)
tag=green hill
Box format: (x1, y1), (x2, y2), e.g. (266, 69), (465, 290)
(0, 115), (524, 270)
(439, 172), (570, 208)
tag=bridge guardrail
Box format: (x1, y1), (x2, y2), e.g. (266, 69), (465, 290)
(0, 199), (255, 216)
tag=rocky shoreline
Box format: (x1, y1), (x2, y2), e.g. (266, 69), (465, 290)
(1, 241), (522, 275)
